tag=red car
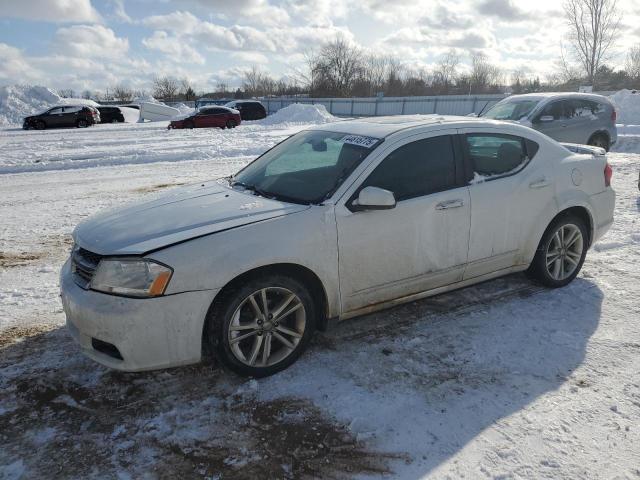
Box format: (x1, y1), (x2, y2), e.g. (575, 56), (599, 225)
(168, 106), (241, 130)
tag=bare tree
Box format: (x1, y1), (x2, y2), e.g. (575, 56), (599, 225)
(625, 44), (640, 81)
(112, 84), (134, 102)
(152, 75), (180, 100)
(563, 0), (621, 86)
(469, 53), (502, 92)
(432, 50), (460, 93)
(180, 78), (196, 101)
(58, 89), (75, 98)
(308, 36), (364, 97)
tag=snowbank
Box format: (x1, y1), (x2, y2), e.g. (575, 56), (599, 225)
(0, 85), (98, 126)
(609, 89), (640, 125)
(119, 106), (140, 123)
(258, 103), (336, 125)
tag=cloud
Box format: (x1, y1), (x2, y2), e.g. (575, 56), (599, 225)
(0, 0), (101, 23)
(142, 31), (205, 64)
(174, 0), (290, 26)
(420, 5), (474, 30)
(53, 25), (129, 59)
(0, 43), (39, 81)
(110, 0), (132, 23)
(230, 51), (269, 64)
(476, 0), (533, 20)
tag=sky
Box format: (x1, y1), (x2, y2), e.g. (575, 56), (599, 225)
(0, 0), (639, 94)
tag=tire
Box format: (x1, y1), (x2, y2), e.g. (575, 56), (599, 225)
(185, 120), (194, 129)
(527, 214), (588, 288)
(226, 119), (237, 129)
(208, 273), (316, 377)
(35, 121), (46, 130)
(77, 119), (88, 128)
(587, 133), (610, 152)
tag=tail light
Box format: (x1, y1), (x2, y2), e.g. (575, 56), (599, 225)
(604, 163), (612, 187)
(611, 110), (616, 123)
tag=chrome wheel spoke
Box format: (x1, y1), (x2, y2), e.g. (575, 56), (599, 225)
(229, 322), (259, 331)
(230, 330), (259, 345)
(260, 289), (269, 317)
(273, 331), (296, 350)
(247, 335), (263, 365)
(248, 294), (263, 319)
(275, 325), (303, 339)
(273, 302), (302, 322)
(271, 293), (295, 319)
(565, 254), (578, 266)
(564, 229), (579, 248)
(261, 333), (272, 366)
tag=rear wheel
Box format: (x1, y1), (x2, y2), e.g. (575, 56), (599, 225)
(208, 274), (316, 377)
(528, 215), (588, 288)
(226, 119), (237, 129)
(77, 119), (88, 128)
(587, 133), (610, 151)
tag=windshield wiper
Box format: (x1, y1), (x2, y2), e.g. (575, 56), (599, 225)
(230, 180), (309, 205)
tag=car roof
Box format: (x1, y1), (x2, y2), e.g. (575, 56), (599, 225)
(502, 92), (611, 103)
(307, 115), (526, 138)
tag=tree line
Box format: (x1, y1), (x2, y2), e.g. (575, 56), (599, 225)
(60, 0), (640, 102)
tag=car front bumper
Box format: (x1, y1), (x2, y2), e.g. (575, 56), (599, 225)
(60, 259), (217, 372)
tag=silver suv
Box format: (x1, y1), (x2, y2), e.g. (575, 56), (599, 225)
(481, 93), (617, 151)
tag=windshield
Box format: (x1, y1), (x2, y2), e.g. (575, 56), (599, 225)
(231, 130), (382, 204)
(482, 99), (540, 121)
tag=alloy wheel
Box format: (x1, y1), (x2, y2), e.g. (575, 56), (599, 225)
(545, 224), (583, 281)
(228, 287), (306, 367)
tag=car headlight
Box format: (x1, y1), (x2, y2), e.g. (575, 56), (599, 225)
(91, 259), (173, 298)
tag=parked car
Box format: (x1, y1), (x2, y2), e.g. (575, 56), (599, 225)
(168, 106), (241, 129)
(97, 106), (125, 123)
(481, 93), (617, 151)
(23, 105), (100, 130)
(224, 100), (267, 120)
(61, 116), (615, 377)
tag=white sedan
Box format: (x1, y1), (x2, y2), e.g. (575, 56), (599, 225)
(60, 115), (615, 377)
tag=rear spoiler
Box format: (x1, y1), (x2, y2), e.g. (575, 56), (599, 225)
(561, 143), (606, 156)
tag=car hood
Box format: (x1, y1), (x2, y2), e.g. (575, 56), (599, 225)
(73, 180), (309, 255)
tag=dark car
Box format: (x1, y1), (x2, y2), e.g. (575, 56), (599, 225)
(224, 100), (267, 120)
(23, 105), (100, 130)
(97, 106), (125, 123)
(168, 106), (241, 130)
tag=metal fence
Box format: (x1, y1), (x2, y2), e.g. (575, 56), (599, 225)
(260, 94), (510, 117)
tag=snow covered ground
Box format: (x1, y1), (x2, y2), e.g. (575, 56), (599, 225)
(0, 117), (639, 479)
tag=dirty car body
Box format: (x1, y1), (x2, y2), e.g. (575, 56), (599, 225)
(61, 115), (615, 375)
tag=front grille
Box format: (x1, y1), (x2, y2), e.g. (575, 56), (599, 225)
(71, 247), (102, 289)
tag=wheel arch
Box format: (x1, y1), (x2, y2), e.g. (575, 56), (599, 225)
(547, 205), (594, 247)
(201, 262), (330, 357)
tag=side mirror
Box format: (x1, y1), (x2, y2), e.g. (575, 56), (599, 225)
(351, 186), (396, 212)
(538, 115), (554, 123)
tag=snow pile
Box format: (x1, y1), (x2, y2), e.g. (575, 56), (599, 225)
(258, 103), (336, 125)
(119, 106), (140, 123)
(609, 89), (640, 125)
(0, 84), (99, 126)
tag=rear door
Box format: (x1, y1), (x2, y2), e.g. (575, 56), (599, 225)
(61, 106), (81, 126)
(533, 100), (574, 143)
(460, 129), (557, 278)
(336, 131), (471, 313)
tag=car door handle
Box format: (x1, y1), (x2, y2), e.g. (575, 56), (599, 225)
(529, 178), (550, 189)
(435, 199), (464, 210)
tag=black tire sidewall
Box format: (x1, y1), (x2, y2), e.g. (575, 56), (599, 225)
(77, 119), (88, 128)
(209, 274), (316, 377)
(226, 120), (236, 129)
(529, 215), (588, 288)
(588, 133), (610, 151)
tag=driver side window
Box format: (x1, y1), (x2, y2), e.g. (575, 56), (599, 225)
(360, 135), (457, 202)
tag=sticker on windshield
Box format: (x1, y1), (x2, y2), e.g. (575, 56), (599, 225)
(341, 135), (379, 148)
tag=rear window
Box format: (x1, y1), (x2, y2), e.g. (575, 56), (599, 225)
(464, 134), (537, 180)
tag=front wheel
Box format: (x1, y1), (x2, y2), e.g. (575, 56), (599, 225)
(527, 215), (588, 288)
(208, 274), (316, 377)
(77, 119), (88, 128)
(226, 119), (237, 129)
(35, 120), (46, 130)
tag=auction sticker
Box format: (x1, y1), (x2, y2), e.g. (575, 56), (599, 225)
(341, 135), (380, 148)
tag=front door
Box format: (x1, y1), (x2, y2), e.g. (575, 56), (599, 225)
(46, 107), (64, 127)
(335, 132), (471, 313)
